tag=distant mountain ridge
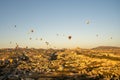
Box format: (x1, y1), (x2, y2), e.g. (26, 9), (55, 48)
(92, 46), (120, 50)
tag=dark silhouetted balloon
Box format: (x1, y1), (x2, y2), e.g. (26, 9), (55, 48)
(40, 38), (42, 41)
(31, 29), (34, 33)
(45, 41), (49, 45)
(68, 36), (72, 40)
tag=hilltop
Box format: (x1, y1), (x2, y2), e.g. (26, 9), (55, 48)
(92, 46), (120, 50)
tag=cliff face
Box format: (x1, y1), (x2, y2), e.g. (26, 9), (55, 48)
(0, 47), (120, 80)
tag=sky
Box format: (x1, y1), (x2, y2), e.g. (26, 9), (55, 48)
(0, 0), (120, 49)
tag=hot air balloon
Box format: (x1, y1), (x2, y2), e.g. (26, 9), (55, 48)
(31, 29), (34, 33)
(68, 36), (72, 40)
(110, 37), (112, 39)
(56, 34), (59, 36)
(26, 46), (28, 49)
(10, 41), (12, 44)
(86, 20), (90, 24)
(96, 34), (98, 37)
(40, 38), (42, 41)
(45, 41), (49, 45)
(29, 37), (32, 40)
(14, 25), (16, 28)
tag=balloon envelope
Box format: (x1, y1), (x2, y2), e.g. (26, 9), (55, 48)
(68, 36), (72, 40)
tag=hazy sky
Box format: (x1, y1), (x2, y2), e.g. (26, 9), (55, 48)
(0, 0), (120, 49)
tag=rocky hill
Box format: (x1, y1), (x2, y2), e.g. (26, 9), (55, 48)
(0, 47), (120, 80)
